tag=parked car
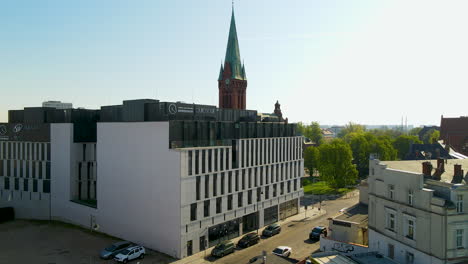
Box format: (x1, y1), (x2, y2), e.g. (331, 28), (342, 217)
(272, 246), (292, 257)
(113, 245), (145, 263)
(237, 233), (260, 248)
(262, 223), (281, 237)
(309, 226), (327, 240)
(211, 240), (235, 257)
(99, 241), (132, 259)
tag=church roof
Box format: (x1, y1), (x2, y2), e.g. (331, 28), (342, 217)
(219, 8), (246, 81)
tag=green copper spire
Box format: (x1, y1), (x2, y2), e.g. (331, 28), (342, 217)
(224, 8), (245, 80)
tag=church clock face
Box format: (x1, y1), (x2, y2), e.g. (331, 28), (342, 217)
(225, 79), (230, 85)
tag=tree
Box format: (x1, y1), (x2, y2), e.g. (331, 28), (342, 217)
(421, 128), (439, 144)
(393, 135), (422, 160)
(316, 139), (358, 188)
(338, 122), (366, 138)
(344, 132), (398, 177)
(409, 127), (422, 137)
(297, 121), (323, 145)
(429, 130), (440, 144)
(304, 146), (319, 176)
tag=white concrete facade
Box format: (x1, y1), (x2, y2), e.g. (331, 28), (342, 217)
(0, 121), (303, 259)
(367, 159), (468, 264)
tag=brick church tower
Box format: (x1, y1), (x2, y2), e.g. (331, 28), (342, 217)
(218, 8), (247, 109)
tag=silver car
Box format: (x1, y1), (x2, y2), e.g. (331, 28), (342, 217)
(99, 241), (132, 259)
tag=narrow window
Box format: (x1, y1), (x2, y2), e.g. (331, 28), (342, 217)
(248, 190), (252, 204)
(202, 150), (206, 174)
(195, 150), (199, 175)
(265, 186), (269, 200)
(228, 194), (233, 210)
(43, 180), (50, 193)
(216, 197), (222, 214)
(190, 203), (197, 221)
(204, 200), (210, 217)
(406, 219), (414, 239)
(456, 195), (464, 213)
(188, 151), (193, 176)
(196, 176), (201, 200)
(228, 172), (232, 193)
(241, 170), (245, 190)
(408, 190), (413, 206)
(456, 229), (464, 249)
(257, 187), (261, 202)
(213, 174), (217, 196)
(221, 173), (225, 195)
(23, 179), (29, 192)
(238, 192), (243, 207)
(388, 185), (395, 200)
(205, 175), (209, 198)
(235, 171), (239, 192)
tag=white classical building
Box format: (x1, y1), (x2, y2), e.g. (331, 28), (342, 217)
(0, 100), (304, 259)
(367, 158), (468, 264)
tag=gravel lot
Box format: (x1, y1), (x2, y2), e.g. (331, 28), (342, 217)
(0, 220), (176, 264)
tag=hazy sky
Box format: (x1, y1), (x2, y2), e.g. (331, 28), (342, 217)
(1, 0), (467, 126)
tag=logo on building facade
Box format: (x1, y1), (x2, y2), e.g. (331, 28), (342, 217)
(13, 124), (23, 133)
(0, 125), (6, 135)
(168, 104), (178, 115)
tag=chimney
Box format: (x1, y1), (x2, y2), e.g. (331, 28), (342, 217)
(452, 164), (464, 184)
(437, 158), (445, 173)
(422, 162), (433, 178)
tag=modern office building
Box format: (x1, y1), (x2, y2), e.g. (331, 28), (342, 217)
(42, 101), (73, 109)
(0, 99), (303, 258)
(0, 7), (304, 259)
(367, 158), (468, 264)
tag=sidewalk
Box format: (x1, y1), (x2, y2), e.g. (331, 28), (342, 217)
(172, 207), (327, 264)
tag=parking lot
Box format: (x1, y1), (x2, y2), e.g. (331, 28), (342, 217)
(0, 220), (176, 264)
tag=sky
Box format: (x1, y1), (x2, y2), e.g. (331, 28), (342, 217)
(1, 0), (467, 126)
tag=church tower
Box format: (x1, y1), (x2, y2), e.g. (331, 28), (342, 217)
(218, 7), (247, 109)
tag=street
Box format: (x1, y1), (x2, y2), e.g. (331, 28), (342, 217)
(205, 193), (359, 264)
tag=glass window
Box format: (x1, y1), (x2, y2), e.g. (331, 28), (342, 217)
(196, 176), (201, 200)
(387, 212), (395, 231)
(23, 179), (29, 192)
(205, 175), (209, 198)
(221, 173), (225, 195)
(4, 177), (9, 190)
(216, 197), (222, 214)
(213, 174), (217, 196)
(248, 190), (252, 205)
(228, 172), (232, 193)
(227, 195), (233, 210)
(388, 185), (395, 200)
(190, 203), (197, 221)
(456, 229), (464, 249)
(238, 192), (243, 207)
(408, 190), (413, 206)
(456, 195), (463, 213)
(204, 200), (210, 217)
(188, 151), (193, 176)
(406, 219), (414, 239)
(405, 252), (414, 264)
(43, 180), (50, 193)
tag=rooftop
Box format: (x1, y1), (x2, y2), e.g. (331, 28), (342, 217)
(334, 204), (368, 226)
(312, 252), (397, 264)
(382, 159), (468, 184)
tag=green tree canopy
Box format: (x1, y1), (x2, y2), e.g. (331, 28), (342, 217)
(409, 127), (422, 137)
(421, 128), (440, 144)
(304, 146), (319, 176)
(316, 139), (358, 188)
(338, 122), (366, 138)
(297, 122), (323, 145)
(344, 132), (397, 177)
(393, 135), (422, 160)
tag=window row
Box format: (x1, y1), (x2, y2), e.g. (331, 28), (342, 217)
(238, 137), (302, 169)
(0, 160), (51, 179)
(190, 180), (299, 221)
(3, 177), (50, 193)
(388, 185), (415, 207)
(385, 209), (416, 240)
(194, 162), (302, 200)
(0, 142), (50, 161)
(188, 148), (230, 176)
(187, 137), (303, 176)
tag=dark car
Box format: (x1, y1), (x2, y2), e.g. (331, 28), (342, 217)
(262, 224), (281, 237)
(211, 240), (235, 257)
(237, 233), (260, 248)
(309, 226), (327, 240)
(99, 241), (133, 259)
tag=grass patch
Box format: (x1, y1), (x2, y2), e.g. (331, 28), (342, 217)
(303, 180), (354, 195)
